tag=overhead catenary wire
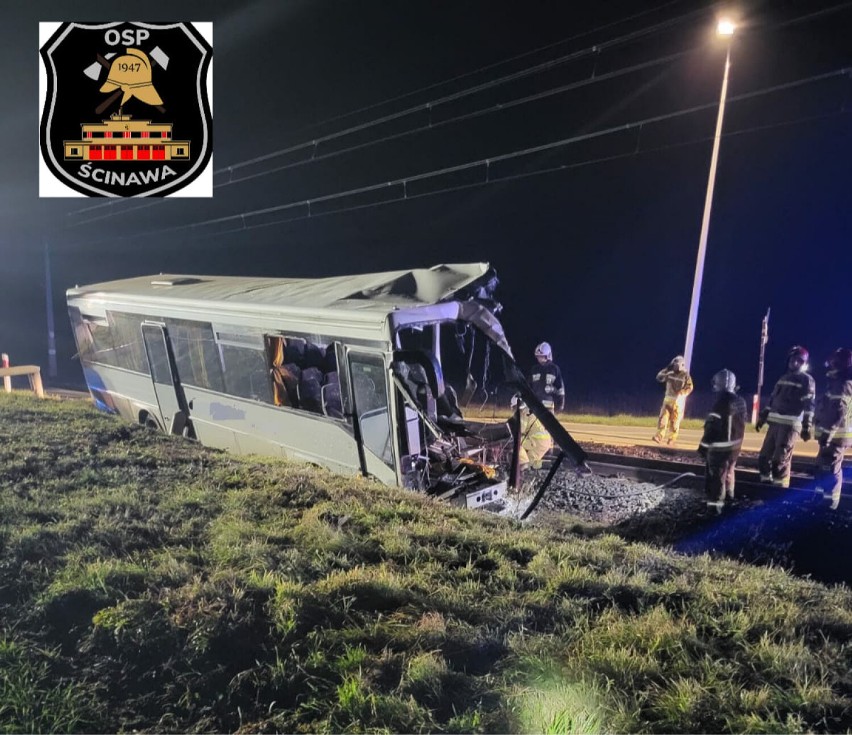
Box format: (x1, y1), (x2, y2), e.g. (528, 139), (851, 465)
(67, 67), (851, 247)
(281, 0), (698, 138)
(66, 3), (716, 222)
(773, 1), (852, 27)
(73, 107), (843, 252)
(68, 47), (698, 228)
(63, 4), (852, 230)
(170, 107), (850, 245)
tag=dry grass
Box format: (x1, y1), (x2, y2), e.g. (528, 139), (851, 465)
(0, 393), (850, 733)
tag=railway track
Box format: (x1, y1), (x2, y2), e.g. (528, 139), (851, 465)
(583, 450), (851, 503)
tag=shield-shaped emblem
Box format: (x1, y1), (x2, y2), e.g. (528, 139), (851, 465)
(40, 22), (212, 197)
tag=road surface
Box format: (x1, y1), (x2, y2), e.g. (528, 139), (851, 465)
(561, 421), (820, 458)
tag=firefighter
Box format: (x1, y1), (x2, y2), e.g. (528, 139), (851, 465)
(813, 348), (852, 510)
(511, 394), (552, 470)
(652, 355), (694, 445)
(699, 369), (747, 510)
(528, 342), (565, 412)
(755, 345), (815, 488)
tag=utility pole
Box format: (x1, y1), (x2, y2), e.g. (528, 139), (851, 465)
(752, 308), (770, 425)
(683, 20), (735, 371)
(44, 239), (58, 379)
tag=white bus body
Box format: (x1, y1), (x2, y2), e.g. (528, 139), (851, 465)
(67, 263), (583, 508)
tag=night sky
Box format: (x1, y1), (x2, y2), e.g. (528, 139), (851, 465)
(2, 0), (850, 416)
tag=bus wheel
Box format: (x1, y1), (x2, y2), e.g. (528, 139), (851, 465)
(142, 414), (162, 432)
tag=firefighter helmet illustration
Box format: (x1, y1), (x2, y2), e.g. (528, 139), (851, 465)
(99, 48), (164, 108)
(39, 22), (212, 197)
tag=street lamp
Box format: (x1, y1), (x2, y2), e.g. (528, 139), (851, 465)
(682, 19), (736, 371)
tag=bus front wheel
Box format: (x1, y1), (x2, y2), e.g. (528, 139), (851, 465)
(142, 413), (162, 432)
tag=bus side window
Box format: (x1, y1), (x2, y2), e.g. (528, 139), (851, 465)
(107, 311), (149, 373)
(349, 355), (393, 467)
(168, 320), (225, 392)
(220, 344), (273, 403)
(267, 335), (345, 419)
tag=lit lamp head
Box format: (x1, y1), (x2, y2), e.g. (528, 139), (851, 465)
(717, 19), (736, 36)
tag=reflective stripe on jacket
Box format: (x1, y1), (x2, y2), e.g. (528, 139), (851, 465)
(814, 369), (852, 445)
(766, 371), (815, 430)
(700, 392), (747, 452)
(657, 368), (694, 400)
(521, 413), (550, 440)
(529, 361), (565, 404)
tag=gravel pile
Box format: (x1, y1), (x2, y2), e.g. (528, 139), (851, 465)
(537, 470), (666, 524)
(497, 465), (708, 526)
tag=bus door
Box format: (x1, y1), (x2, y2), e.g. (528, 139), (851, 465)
(346, 351), (397, 484)
(141, 322), (190, 436)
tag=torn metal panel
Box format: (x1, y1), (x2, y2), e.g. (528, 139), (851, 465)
(68, 262), (495, 312)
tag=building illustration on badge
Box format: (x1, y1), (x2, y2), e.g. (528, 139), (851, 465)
(40, 22), (212, 197)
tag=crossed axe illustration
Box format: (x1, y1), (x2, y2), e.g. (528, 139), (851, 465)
(83, 46), (169, 115)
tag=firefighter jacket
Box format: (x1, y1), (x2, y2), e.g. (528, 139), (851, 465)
(529, 360), (565, 409)
(814, 367), (852, 447)
(763, 370), (815, 431)
(656, 368), (694, 401)
(699, 391), (747, 453)
(519, 410), (552, 467)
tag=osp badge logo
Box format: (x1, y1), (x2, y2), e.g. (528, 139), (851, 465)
(39, 22), (212, 197)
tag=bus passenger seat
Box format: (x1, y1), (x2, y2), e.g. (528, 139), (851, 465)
(298, 367), (323, 413)
(321, 372), (343, 418)
(281, 363), (301, 407)
(324, 343), (338, 373)
(304, 342), (325, 370)
(284, 338), (306, 365)
(406, 363), (437, 422)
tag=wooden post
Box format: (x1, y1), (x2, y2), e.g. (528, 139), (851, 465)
(29, 370), (45, 399)
(1, 354), (10, 393)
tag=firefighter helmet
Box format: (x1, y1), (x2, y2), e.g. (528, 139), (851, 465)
(99, 48), (163, 107)
(826, 347), (852, 373)
(787, 345), (809, 369)
(534, 342), (552, 359)
(670, 355), (685, 371)
(711, 368), (737, 393)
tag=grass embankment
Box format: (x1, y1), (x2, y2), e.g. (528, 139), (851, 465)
(1, 393), (850, 733)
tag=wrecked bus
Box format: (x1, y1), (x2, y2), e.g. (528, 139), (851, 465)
(67, 263), (585, 509)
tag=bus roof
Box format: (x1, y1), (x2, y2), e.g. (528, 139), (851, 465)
(67, 263), (493, 315)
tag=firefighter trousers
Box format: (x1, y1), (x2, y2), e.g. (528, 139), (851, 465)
(705, 448), (740, 503)
(654, 398), (683, 442)
(518, 415), (552, 470)
(757, 423), (798, 487)
(814, 443), (846, 507)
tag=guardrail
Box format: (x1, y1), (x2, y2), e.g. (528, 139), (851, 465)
(0, 353), (45, 398)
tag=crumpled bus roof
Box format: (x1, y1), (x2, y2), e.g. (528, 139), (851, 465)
(69, 263), (493, 311)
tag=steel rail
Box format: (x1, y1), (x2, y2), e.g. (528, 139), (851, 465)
(582, 452), (850, 503)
